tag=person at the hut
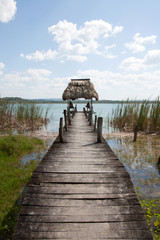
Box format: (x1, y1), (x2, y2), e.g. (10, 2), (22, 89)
(86, 102), (90, 111)
(69, 101), (74, 109)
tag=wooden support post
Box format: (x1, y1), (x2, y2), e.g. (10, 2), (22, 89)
(89, 110), (92, 125)
(94, 115), (97, 131)
(88, 110), (90, 121)
(67, 106), (69, 122)
(68, 111), (71, 125)
(64, 110), (67, 131)
(97, 117), (103, 143)
(59, 117), (63, 142)
(133, 125), (138, 142)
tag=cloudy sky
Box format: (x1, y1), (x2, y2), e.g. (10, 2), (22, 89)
(0, 0), (160, 100)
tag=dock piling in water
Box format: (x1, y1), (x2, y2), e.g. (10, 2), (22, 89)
(133, 125), (138, 142)
(59, 117), (63, 142)
(94, 115), (97, 131)
(89, 110), (92, 125)
(63, 110), (67, 131)
(97, 117), (103, 143)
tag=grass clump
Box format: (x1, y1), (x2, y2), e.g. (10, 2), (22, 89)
(0, 99), (50, 132)
(0, 135), (44, 240)
(110, 98), (160, 134)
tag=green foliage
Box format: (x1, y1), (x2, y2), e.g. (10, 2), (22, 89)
(136, 188), (160, 239)
(0, 135), (44, 240)
(111, 97), (160, 134)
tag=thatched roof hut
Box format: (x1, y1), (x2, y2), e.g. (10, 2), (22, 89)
(62, 79), (99, 101)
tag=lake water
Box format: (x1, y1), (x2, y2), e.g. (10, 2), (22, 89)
(27, 103), (160, 199)
(41, 102), (117, 133)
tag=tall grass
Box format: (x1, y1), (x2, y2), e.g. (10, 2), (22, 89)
(0, 100), (50, 132)
(111, 98), (160, 134)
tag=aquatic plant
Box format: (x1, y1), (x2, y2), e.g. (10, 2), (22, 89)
(0, 100), (50, 132)
(110, 98), (160, 134)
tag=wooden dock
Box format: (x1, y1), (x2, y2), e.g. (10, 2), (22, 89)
(14, 111), (153, 239)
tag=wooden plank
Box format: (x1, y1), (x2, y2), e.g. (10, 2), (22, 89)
(26, 183), (135, 194)
(35, 165), (126, 173)
(30, 176), (132, 184)
(17, 214), (147, 223)
(14, 229), (152, 239)
(15, 222), (149, 231)
(19, 205), (144, 216)
(23, 198), (140, 207)
(32, 172), (130, 179)
(25, 192), (138, 200)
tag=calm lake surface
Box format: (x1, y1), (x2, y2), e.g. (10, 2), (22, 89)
(31, 103), (160, 199)
(40, 102), (117, 133)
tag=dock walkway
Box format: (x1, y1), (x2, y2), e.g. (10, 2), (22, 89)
(14, 112), (152, 239)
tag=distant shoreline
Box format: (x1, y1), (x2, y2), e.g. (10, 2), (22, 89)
(1, 97), (159, 104)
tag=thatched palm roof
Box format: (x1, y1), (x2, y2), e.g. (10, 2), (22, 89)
(62, 79), (99, 101)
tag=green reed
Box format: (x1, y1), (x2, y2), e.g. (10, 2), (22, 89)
(111, 98), (160, 134)
(0, 100), (50, 131)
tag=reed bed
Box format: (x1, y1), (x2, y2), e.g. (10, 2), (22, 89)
(110, 98), (160, 134)
(0, 100), (50, 132)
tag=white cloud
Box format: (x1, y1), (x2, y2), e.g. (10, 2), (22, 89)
(48, 19), (123, 61)
(74, 69), (160, 99)
(120, 49), (160, 71)
(0, 62), (5, 69)
(0, 62), (5, 75)
(144, 50), (160, 65)
(125, 33), (157, 53)
(48, 20), (77, 43)
(112, 26), (124, 35)
(27, 68), (52, 78)
(21, 49), (58, 61)
(119, 57), (145, 71)
(3, 68), (52, 87)
(1, 68), (160, 99)
(0, 0), (17, 23)
(103, 44), (117, 59)
(66, 55), (87, 62)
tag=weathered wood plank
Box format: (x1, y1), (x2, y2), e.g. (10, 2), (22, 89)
(14, 229), (152, 239)
(25, 192), (138, 200)
(35, 165), (126, 173)
(32, 172), (130, 179)
(19, 205), (144, 216)
(15, 221), (149, 232)
(30, 176), (132, 184)
(17, 214), (147, 223)
(23, 197), (140, 206)
(26, 183), (135, 194)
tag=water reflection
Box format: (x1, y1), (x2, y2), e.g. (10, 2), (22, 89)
(106, 135), (160, 198)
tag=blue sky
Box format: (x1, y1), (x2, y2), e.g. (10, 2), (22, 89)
(1, 0), (160, 100)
